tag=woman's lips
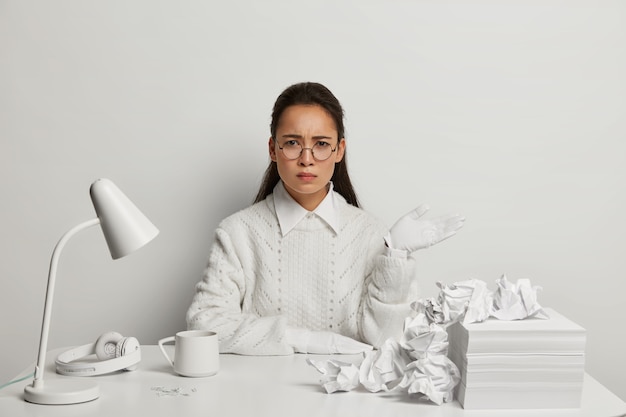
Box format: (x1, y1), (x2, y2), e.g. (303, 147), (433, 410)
(297, 172), (316, 181)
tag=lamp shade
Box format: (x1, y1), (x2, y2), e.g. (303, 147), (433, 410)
(90, 178), (159, 259)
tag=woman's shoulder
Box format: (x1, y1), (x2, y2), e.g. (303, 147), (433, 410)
(218, 195), (277, 232)
(335, 193), (387, 233)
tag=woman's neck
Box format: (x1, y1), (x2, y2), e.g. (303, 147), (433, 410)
(284, 183), (329, 211)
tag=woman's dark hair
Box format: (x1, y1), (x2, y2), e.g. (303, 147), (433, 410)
(254, 82), (360, 207)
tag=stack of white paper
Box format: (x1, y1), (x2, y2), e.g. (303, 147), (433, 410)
(447, 308), (586, 410)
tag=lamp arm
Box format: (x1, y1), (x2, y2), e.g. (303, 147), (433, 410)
(30, 218), (101, 389)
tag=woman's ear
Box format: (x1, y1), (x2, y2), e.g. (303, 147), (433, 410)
(335, 138), (346, 162)
(269, 137), (277, 162)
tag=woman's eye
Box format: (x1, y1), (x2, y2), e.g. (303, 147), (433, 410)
(315, 141), (331, 148)
(284, 140), (299, 147)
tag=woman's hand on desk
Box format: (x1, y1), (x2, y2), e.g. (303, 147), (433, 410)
(285, 328), (373, 354)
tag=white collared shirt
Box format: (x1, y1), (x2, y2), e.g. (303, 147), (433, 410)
(273, 181), (340, 236)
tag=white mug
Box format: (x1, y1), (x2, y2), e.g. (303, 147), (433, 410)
(157, 330), (219, 377)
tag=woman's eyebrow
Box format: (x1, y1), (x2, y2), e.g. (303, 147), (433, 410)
(280, 134), (304, 139)
(280, 134), (334, 140)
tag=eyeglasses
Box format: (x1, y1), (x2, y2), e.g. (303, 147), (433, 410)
(276, 140), (337, 161)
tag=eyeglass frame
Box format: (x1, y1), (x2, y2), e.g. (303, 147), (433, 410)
(273, 137), (339, 161)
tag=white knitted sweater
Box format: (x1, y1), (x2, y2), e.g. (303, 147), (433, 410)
(186, 191), (417, 355)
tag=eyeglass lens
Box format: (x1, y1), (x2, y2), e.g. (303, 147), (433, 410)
(280, 141), (335, 161)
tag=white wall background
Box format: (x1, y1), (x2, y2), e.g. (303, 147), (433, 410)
(1, 0), (625, 402)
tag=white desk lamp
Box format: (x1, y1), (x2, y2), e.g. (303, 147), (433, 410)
(23, 178), (159, 405)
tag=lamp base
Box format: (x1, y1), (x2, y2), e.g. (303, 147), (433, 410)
(24, 380), (99, 405)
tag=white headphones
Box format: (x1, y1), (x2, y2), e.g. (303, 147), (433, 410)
(55, 331), (141, 376)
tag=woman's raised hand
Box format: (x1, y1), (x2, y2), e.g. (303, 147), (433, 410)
(385, 204), (465, 253)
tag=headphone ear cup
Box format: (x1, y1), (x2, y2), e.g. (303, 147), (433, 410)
(116, 336), (140, 371)
(95, 331), (124, 360)
(115, 336), (139, 357)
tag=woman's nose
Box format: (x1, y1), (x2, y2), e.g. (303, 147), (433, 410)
(298, 147), (315, 165)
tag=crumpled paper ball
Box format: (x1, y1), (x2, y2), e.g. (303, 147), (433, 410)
(491, 274), (548, 320)
(306, 358), (360, 394)
(436, 279), (493, 324)
(401, 312), (450, 359)
(414, 297), (445, 325)
(359, 339), (410, 392)
(397, 354), (461, 405)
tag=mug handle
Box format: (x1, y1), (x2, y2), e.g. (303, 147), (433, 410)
(157, 336), (176, 367)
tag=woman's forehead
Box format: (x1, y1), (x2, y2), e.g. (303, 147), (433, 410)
(276, 104), (338, 138)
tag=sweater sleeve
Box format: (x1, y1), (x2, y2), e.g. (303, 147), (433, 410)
(359, 234), (418, 348)
(186, 227), (293, 355)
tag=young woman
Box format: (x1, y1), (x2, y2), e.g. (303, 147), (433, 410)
(186, 82), (464, 355)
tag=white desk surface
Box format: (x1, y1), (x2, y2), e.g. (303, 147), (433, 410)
(1, 346), (624, 417)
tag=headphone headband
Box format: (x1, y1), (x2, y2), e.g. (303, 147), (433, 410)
(56, 341), (141, 376)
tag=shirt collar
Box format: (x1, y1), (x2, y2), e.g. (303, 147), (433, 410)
(273, 181), (340, 236)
